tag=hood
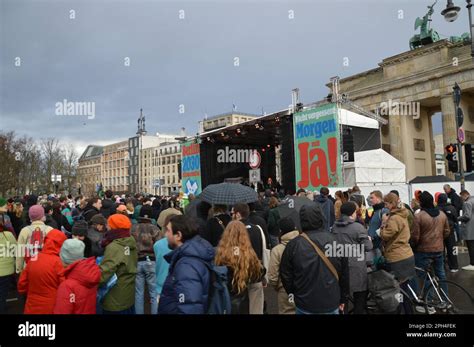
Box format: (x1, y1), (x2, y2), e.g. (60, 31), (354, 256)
(390, 207), (409, 219)
(299, 204), (324, 232)
(63, 257), (101, 288)
(315, 195), (328, 204)
(165, 235), (215, 265)
(280, 230), (300, 244)
(421, 207), (440, 218)
(334, 215), (354, 227)
(42, 229), (67, 255)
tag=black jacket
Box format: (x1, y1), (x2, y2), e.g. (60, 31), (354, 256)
(100, 199), (117, 219)
(242, 219), (265, 261)
(83, 206), (100, 223)
(201, 214), (232, 247)
(44, 214), (58, 229)
(280, 205), (350, 313)
(447, 189), (462, 215)
(248, 212), (271, 249)
(439, 203), (457, 234)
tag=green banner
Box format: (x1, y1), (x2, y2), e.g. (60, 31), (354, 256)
(293, 103), (341, 191)
(181, 140), (202, 196)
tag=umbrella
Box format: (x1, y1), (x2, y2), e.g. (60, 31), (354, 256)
(276, 195), (317, 231)
(200, 183), (258, 205)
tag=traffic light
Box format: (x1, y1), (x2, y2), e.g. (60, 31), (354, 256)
(466, 144), (474, 173)
(445, 144), (458, 173)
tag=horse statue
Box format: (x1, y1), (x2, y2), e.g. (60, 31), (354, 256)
(409, 1), (440, 50)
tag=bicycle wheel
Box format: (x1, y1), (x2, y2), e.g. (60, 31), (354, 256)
(424, 280), (474, 314)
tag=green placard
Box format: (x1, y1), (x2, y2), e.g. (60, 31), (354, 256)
(293, 103), (342, 191)
(181, 140), (202, 196)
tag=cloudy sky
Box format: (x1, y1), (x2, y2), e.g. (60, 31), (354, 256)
(0, 0), (469, 155)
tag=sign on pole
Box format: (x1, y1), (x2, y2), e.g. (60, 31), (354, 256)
(249, 169), (261, 184)
(293, 103), (342, 190)
(181, 140), (202, 195)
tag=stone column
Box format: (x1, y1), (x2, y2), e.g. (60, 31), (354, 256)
(441, 94), (457, 179)
(427, 109), (436, 176)
(389, 114), (404, 162)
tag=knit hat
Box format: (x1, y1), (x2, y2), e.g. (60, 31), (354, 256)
(60, 239), (85, 265)
(0, 198), (7, 213)
(29, 205), (45, 221)
(278, 217), (296, 235)
(108, 213), (132, 230)
(72, 220), (89, 237)
(419, 191), (435, 209)
(90, 213), (107, 226)
(434, 192), (442, 204)
(340, 202), (357, 217)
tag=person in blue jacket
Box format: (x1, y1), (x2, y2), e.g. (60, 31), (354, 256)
(158, 215), (215, 314)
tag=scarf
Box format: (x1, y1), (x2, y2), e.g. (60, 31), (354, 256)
(101, 228), (130, 248)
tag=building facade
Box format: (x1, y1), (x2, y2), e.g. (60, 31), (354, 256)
(101, 140), (129, 194)
(198, 112), (258, 133)
(77, 145), (103, 197)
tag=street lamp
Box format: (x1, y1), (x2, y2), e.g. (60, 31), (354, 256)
(442, 0), (474, 56)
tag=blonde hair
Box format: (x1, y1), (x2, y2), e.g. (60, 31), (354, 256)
(215, 221), (262, 294)
(13, 203), (23, 218)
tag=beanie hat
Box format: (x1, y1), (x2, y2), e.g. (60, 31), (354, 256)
(29, 205), (45, 221)
(108, 213), (132, 230)
(434, 192), (442, 204)
(60, 239), (85, 265)
(90, 213), (107, 226)
(72, 220), (89, 237)
(419, 191), (434, 209)
(340, 202), (357, 217)
(278, 217), (296, 235)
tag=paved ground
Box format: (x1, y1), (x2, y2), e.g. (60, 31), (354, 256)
(5, 252), (473, 315)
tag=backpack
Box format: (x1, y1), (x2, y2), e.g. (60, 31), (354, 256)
(25, 225), (46, 263)
(367, 269), (401, 313)
(200, 261), (232, 314)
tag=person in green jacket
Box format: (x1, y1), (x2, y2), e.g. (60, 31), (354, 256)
(0, 212), (17, 313)
(100, 214), (137, 314)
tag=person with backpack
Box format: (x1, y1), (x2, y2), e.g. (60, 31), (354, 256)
(280, 204), (349, 314)
(332, 202), (373, 314)
(54, 239), (101, 314)
(99, 214), (138, 314)
(231, 203), (268, 314)
(131, 216), (163, 314)
(267, 217), (299, 314)
(158, 215), (215, 314)
(215, 221), (266, 314)
(314, 187), (335, 232)
(437, 193), (459, 272)
(17, 229), (67, 314)
(202, 204), (231, 247)
(16, 205), (53, 273)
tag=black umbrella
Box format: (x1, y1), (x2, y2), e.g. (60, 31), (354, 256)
(200, 183), (258, 205)
(276, 195), (317, 231)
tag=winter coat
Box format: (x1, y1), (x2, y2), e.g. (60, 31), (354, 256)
(154, 238), (172, 295)
(447, 189), (463, 215)
(131, 222), (162, 258)
(44, 214), (58, 229)
(99, 236), (138, 312)
(280, 205), (350, 313)
(248, 212), (271, 248)
(412, 208), (450, 253)
(0, 231), (17, 277)
(314, 195), (335, 232)
(100, 199), (117, 219)
(7, 210), (24, 236)
(54, 257), (101, 314)
(438, 203), (457, 235)
(158, 235), (215, 314)
(17, 230), (67, 314)
(16, 221), (53, 273)
(201, 213), (231, 247)
(367, 202), (388, 248)
(83, 206), (100, 223)
(86, 227), (104, 258)
(331, 215), (373, 293)
(267, 208), (281, 237)
(380, 207), (413, 263)
(459, 196), (474, 241)
(268, 230), (299, 314)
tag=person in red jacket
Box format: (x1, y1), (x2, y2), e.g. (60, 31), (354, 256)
(17, 229), (67, 314)
(54, 239), (101, 314)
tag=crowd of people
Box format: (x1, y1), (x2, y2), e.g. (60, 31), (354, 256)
(0, 182), (472, 315)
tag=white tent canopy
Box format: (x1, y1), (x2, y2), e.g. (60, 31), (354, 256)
(343, 149), (406, 186)
(338, 108), (379, 129)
